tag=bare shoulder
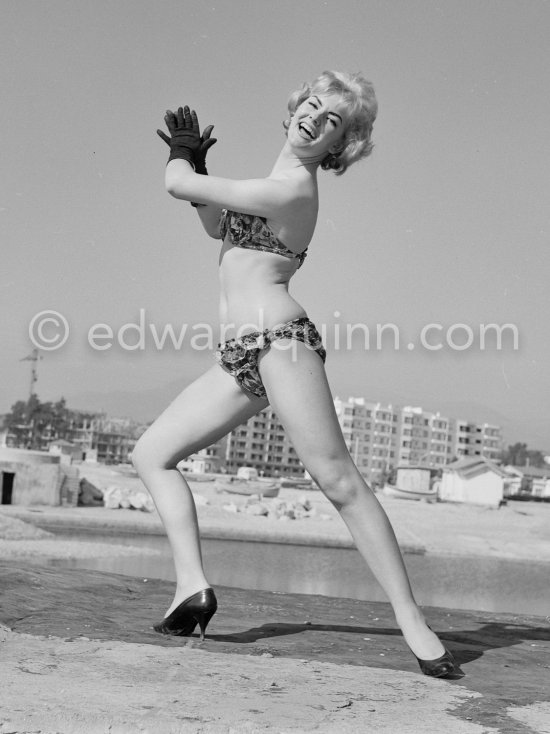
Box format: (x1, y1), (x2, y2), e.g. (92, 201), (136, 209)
(270, 171), (317, 216)
(266, 176), (319, 250)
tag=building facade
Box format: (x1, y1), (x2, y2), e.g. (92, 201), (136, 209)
(222, 406), (304, 477)
(2, 410), (147, 465)
(449, 419), (502, 462)
(333, 397), (397, 481)
(193, 398), (504, 481)
(332, 397), (503, 484)
(2, 399), (504, 480)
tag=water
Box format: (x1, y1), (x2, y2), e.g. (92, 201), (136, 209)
(47, 529), (550, 616)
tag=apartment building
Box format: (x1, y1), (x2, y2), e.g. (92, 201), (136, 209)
(60, 405), (503, 475)
(65, 415), (147, 464)
(333, 397), (398, 482)
(450, 419), (502, 461)
(222, 406), (304, 477)
(396, 407), (452, 467)
(1, 412), (142, 464)
(333, 398), (502, 483)
(2, 399), (503, 476)
(163, 406), (504, 477)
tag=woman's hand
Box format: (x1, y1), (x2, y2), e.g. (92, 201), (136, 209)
(189, 124), (217, 207)
(158, 111), (218, 207)
(193, 124), (217, 175)
(157, 106), (202, 164)
(157, 110), (217, 172)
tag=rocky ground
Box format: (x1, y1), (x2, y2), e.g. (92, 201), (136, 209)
(1, 561), (549, 734)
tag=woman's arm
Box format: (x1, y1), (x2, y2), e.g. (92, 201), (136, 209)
(165, 160), (304, 219)
(159, 106), (304, 219)
(159, 112), (224, 238)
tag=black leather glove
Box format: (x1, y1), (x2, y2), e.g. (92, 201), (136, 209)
(189, 124), (217, 206)
(157, 105), (201, 164)
(193, 124), (217, 175)
(158, 112), (217, 207)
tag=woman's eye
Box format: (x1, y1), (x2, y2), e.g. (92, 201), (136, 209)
(308, 101), (318, 109)
(329, 119), (337, 127)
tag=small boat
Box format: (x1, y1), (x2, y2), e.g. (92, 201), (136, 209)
(382, 483), (438, 502)
(280, 476), (314, 489)
(382, 465), (439, 502)
(215, 478), (280, 498)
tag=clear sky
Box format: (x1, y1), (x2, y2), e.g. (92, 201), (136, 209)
(2, 0), (549, 447)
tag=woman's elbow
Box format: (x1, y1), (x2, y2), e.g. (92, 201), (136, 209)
(164, 171), (188, 199)
(165, 161), (194, 199)
(165, 178), (185, 199)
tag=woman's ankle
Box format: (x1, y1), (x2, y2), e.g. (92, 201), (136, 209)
(393, 602), (426, 623)
(174, 579), (211, 598)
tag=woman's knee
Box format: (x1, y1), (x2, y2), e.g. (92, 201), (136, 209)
(310, 461), (363, 508)
(131, 434), (154, 476)
(131, 430), (180, 476)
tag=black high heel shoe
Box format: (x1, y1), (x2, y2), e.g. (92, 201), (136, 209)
(154, 588), (217, 641)
(410, 625), (460, 678)
(413, 647), (457, 677)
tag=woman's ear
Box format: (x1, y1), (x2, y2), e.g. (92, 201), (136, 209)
(329, 141), (345, 155)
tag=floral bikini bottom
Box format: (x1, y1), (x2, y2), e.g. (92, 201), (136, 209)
(215, 316), (326, 398)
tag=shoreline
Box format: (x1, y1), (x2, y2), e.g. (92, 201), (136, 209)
(2, 492), (550, 620)
(4, 503), (550, 563)
(2, 481), (550, 562)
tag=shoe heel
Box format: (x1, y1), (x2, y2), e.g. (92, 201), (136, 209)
(153, 587), (217, 638)
(195, 609), (216, 641)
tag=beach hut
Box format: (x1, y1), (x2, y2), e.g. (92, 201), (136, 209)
(502, 468), (523, 498)
(0, 447), (62, 505)
(0, 447), (83, 507)
(504, 465), (550, 500)
(179, 451), (221, 474)
(440, 456), (506, 508)
(532, 477), (550, 499)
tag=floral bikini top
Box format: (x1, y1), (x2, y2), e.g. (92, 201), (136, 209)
(219, 209), (308, 268)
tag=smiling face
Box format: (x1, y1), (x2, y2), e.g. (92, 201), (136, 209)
(287, 92), (349, 158)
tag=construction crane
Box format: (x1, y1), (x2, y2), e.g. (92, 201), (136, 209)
(20, 348), (42, 401)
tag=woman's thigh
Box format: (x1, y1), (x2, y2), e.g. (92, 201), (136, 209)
(133, 364), (268, 470)
(258, 340), (356, 483)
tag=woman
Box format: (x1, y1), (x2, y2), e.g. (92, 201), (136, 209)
(132, 71), (459, 678)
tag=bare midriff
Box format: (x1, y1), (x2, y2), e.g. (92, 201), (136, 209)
(217, 240), (307, 341)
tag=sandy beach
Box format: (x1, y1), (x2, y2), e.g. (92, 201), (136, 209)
(1, 467), (550, 733)
(3, 462), (550, 562)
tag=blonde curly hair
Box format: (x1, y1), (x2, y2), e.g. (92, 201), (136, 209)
(283, 70), (378, 175)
